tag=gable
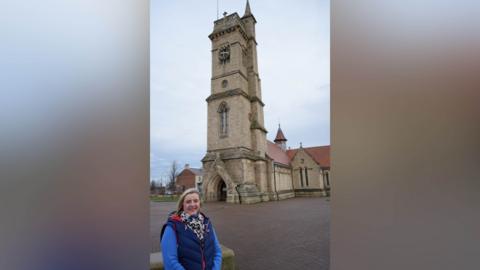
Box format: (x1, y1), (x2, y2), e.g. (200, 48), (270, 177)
(177, 169), (195, 178)
(304, 146), (330, 168)
(287, 145), (330, 168)
(289, 148), (317, 167)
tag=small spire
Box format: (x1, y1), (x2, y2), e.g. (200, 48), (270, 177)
(274, 124), (287, 151)
(274, 125), (287, 142)
(244, 0), (252, 16)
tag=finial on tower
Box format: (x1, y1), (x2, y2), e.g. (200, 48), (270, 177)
(244, 0), (252, 16)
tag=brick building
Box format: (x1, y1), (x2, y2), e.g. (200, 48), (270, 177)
(175, 164), (204, 193)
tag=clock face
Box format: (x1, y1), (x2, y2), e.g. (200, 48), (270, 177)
(219, 45), (230, 63)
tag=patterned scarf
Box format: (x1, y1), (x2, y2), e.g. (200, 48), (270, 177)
(180, 211), (207, 241)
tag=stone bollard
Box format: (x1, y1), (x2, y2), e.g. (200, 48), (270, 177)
(150, 244), (235, 270)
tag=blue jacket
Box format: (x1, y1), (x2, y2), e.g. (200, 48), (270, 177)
(161, 213), (222, 270)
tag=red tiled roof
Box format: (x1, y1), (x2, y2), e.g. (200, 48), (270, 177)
(286, 149), (295, 160)
(179, 168), (203, 176)
(286, 145), (330, 168)
(274, 127), (287, 142)
(266, 141), (291, 166)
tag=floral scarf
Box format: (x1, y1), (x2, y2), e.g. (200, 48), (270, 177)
(180, 211), (207, 241)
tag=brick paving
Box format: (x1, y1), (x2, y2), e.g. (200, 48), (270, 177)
(151, 197), (330, 270)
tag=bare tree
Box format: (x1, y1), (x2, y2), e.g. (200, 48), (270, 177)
(157, 180), (166, 195)
(150, 180), (157, 194)
(167, 161), (179, 194)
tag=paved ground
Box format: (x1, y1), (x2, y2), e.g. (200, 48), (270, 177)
(151, 197), (330, 270)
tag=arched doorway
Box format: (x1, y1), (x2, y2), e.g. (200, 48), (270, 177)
(217, 180), (227, 201)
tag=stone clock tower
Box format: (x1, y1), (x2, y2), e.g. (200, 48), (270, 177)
(202, 1), (269, 204)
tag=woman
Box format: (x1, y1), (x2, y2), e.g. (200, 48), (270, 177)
(161, 188), (222, 270)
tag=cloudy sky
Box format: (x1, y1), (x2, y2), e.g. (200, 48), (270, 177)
(151, 0), (330, 183)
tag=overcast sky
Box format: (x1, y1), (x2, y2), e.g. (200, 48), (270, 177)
(151, 0), (330, 183)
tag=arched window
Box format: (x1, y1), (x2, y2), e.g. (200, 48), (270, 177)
(325, 171), (330, 187)
(218, 102), (229, 137)
(304, 167), (309, 186)
(299, 168), (304, 187)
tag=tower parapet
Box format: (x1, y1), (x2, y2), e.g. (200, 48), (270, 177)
(209, 13), (249, 42)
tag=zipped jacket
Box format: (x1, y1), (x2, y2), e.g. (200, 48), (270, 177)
(161, 213), (221, 270)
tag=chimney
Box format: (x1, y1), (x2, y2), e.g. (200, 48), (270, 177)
(184, 163), (190, 169)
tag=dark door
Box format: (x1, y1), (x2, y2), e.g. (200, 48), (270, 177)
(218, 180), (227, 201)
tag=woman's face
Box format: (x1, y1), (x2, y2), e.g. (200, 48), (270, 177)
(182, 193), (200, 215)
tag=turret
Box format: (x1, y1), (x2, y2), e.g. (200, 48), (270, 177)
(240, 0), (256, 39)
(274, 124), (287, 151)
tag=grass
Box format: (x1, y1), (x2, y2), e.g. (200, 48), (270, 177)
(150, 194), (179, 202)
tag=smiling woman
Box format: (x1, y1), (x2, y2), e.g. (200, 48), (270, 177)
(160, 188), (223, 270)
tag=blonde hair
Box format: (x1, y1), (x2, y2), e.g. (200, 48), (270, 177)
(176, 188), (201, 213)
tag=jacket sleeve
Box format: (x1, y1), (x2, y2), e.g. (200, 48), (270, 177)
(161, 225), (185, 270)
(211, 227), (223, 270)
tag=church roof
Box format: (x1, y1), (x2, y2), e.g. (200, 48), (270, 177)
(274, 127), (287, 142)
(267, 140), (331, 168)
(287, 145), (331, 168)
(266, 141), (291, 166)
